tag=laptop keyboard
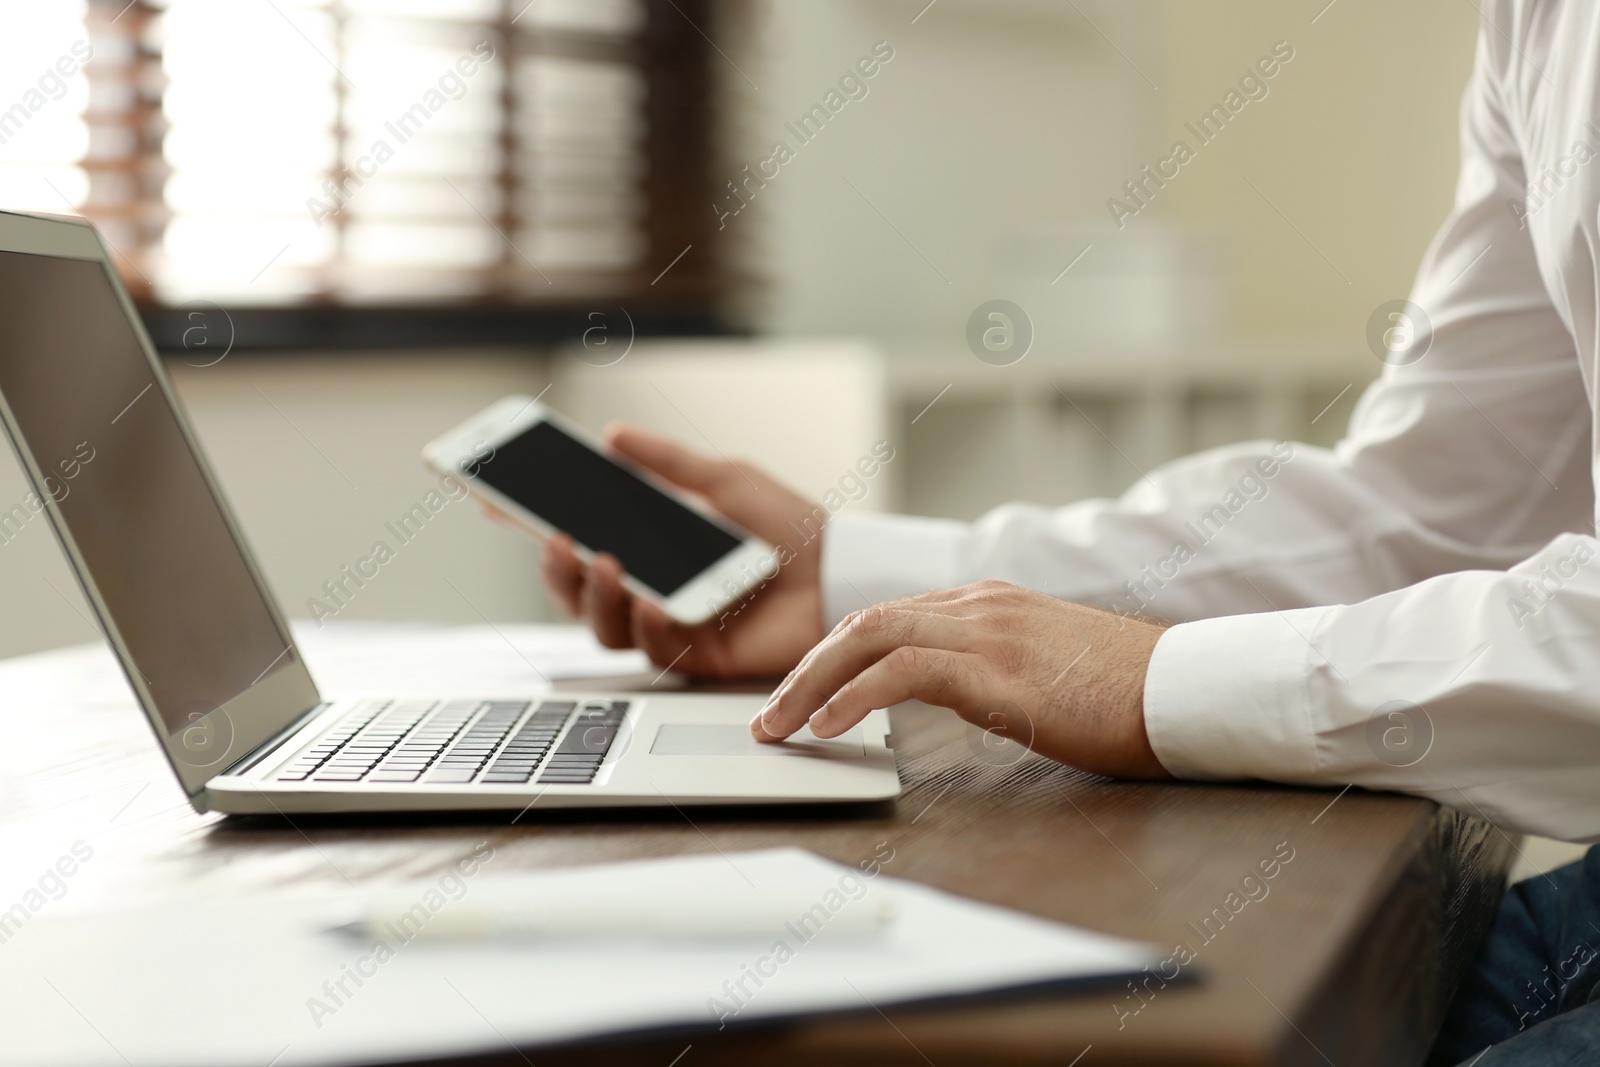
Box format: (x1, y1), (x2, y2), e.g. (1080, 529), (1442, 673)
(273, 699), (628, 787)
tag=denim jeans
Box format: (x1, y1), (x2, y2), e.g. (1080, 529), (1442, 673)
(1428, 846), (1600, 1066)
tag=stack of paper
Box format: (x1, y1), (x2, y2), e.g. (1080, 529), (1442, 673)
(0, 848), (1159, 1066)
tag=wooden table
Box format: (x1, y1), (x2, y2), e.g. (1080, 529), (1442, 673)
(0, 627), (1514, 1067)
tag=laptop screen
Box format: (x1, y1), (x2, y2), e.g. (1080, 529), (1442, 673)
(0, 248), (297, 741)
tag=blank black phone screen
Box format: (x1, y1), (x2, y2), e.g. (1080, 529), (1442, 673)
(469, 420), (743, 596)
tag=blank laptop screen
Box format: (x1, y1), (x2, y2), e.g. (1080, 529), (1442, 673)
(0, 249), (295, 736)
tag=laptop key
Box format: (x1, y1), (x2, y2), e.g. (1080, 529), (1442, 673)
(557, 723), (618, 754)
(275, 697), (590, 788)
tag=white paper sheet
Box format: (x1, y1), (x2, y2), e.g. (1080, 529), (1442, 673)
(0, 847), (1158, 1066)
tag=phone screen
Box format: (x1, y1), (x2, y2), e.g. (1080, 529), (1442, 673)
(467, 420), (744, 597)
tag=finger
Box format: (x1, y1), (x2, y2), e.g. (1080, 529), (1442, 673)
(603, 424), (729, 493)
(783, 600), (971, 694)
(540, 533), (584, 617)
(604, 424), (792, 532)
(480, 502), (515, 527)
(764, 594), (972, 714)
(582, 553), (634, 649)
(630, 598), (715, 676)
(753, 606), (971, 741)
(806, 645), (984, 740)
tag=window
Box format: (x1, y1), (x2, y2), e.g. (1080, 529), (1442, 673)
(0, 0), (725, 346)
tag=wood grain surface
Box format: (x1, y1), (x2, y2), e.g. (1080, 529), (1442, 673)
(0, 647), (1514, 1066)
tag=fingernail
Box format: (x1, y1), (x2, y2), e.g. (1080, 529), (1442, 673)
(809, 706), (830, 731)
(760, 703), (782, 727)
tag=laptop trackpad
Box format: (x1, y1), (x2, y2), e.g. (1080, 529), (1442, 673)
(650, 724), (864, 758)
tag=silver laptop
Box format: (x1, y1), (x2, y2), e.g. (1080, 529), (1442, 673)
(0, 209), (900, 814)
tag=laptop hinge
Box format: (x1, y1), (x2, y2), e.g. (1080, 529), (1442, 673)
(216, 701), (332, 778)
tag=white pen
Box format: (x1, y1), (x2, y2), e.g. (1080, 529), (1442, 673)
(326, 890), (899, 942)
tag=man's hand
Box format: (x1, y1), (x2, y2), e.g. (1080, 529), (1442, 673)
(534, 425), (827, 678)
(750, 581), (1173, 779)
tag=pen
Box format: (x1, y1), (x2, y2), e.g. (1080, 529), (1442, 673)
(326, 891), (898, 942)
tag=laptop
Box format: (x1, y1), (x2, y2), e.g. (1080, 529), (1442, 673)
(0, 209), (900, 814)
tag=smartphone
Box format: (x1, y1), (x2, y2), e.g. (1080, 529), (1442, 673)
(423, 396), (774, 626)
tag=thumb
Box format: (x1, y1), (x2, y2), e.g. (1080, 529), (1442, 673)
(604, 424), (813, 540)
(605, 424), (729, 496)
(631, 597), (727, 677)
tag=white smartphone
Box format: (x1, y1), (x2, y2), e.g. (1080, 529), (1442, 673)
(423, 396), (775, 626)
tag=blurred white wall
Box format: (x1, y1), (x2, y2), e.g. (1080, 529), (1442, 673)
(720, 0), (1159, 342)
(725, 0), (1477, 346)
(1155, 0), (1479, 341)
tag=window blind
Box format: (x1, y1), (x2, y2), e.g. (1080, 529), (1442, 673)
(0, 0), (719, 322)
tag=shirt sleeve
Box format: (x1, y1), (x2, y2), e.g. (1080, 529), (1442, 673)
(1145, 533), (1600, 842)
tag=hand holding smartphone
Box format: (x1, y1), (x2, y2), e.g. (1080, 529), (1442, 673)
(424, 397), (775, 626)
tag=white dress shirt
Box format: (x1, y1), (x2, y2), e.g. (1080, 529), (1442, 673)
(822, 0), (1600, 842)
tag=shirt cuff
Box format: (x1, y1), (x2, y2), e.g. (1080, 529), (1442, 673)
(820, 511), (969, 626)
(1142, 609), (1325, 782)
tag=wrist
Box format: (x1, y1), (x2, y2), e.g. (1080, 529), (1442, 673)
(1122, 619), (1173, 779)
